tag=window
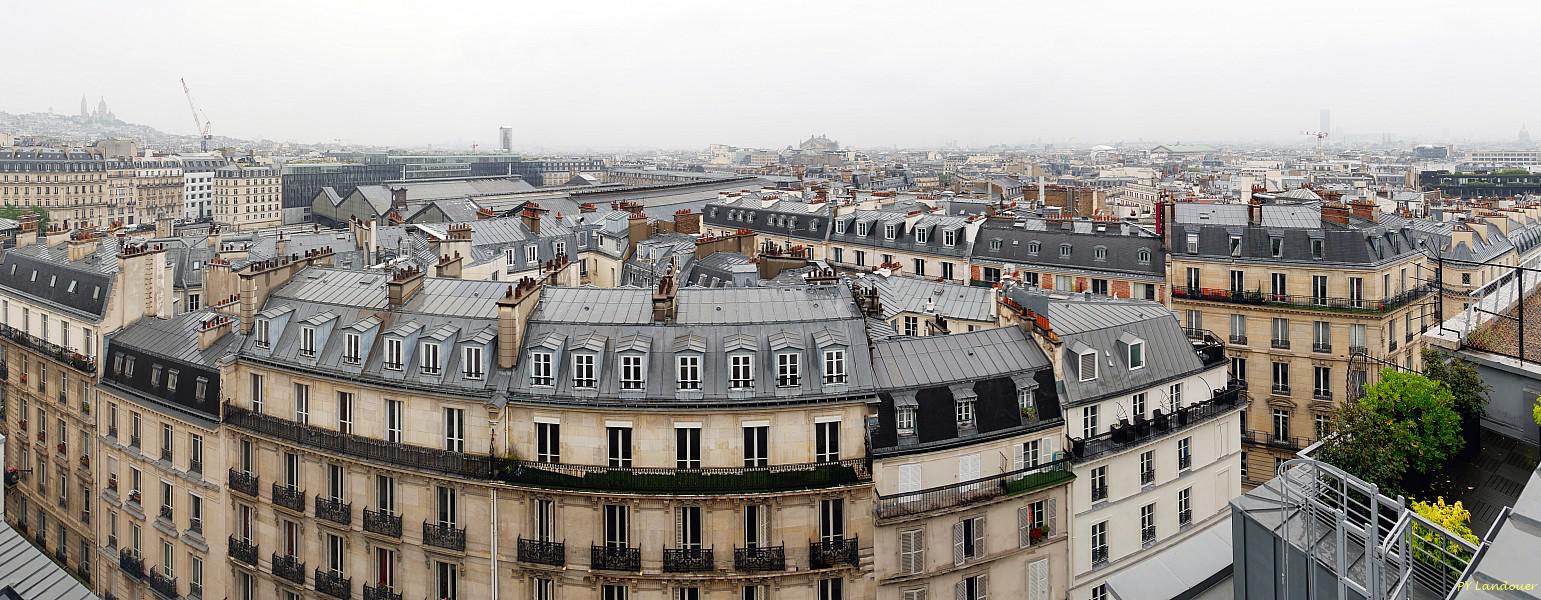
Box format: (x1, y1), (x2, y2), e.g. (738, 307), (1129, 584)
(436, 485), (458, 527)
(915, 227), (929, 244)
(1141, 503), (1157, 546)
(334, 391), (354, 434)
(856, 222), (868, 236)
(536, 421), (560, 463)
(534, 498), (555, 542)
(1091, 465), (1107, 501)
(1348, 277), (1364, 307)
(676, 355), (701, 390)
(1313, 366), (1331, 399)
(530, 352), (553, 385)
(619, 354), (644, 390)
(1168, 382), (1183, 409)
(896, 408), (916, 433)
(1313, 321), (1331, 351)
(300, 326), (316, 356)
(1271, 318), (1290, 347)
(343, 333), (360, 364)
(1185, 233), (1198, 254)
(944, 229), (957, 246)
(443, 408), (465, 452)
(743, 425), (769, 468)
(421, 341), (441, 375)
(1315, 414), (1332, 438)
(819, 578), (844, 600)
(572, 354), (596, 388)
(1059, 243), (1072, 258)
(1078, 350), (1097, 382)
(820, 498), (845, 541)
(1127, 342), (1144, 370)
(1178, 487), (1193, 526)
(1272, 409), (1290, 442)
(1271, 273), (1287, 299)
(823, 349), (846, 384)
(250, 374), (263, 413)
(1350, 323), (1367, 350)
(604, 504), (630, 548)
(1140, 450), (1155, 484)
(1270, 236), (1283, 257)
(1082, 405), (1099, 438)
(375, 474), (396, 515)
(254, 319), (269, 348)
(1178, 437), (1192, 470)
(1137, 247), (1152, 264)
(293, 383), (310, 424)
(1131, 392), (1146, 419)
(902, 315), (919, 336)
(462, 346), (483, 379)
(385, 399), (403, 443)
(608, 426), (632, 468)
(384, 338), (403, 370)
(955, 515), (984, 562)
(955, 398), (975, 426)
(1229, 235), (1243, 257)
(1230, 270), (1244, 294)
(189, 434), (203, 472)
(884, 224), (897, 239)
(776, 352), (800, 387)
(1091, 521), (1108, 565)
(1311, 238), (1324, 259)
(436, 561), (459, 600)
(166, 369), (179, 392)
(1311, 276), (1328, 305)
(525, 244), (538, 263)
(716, 354), (751, 391)
(815, 420), (840, 463)
(899, 528), (924, 574)
(1026, 240), (1041, 255)
(1272, 362), (1290, 394)
(676, 505), (704, 549)
(603, 585), (629, 600)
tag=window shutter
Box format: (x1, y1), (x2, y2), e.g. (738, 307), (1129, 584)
(971, 517), (985, 558)
(1011, 443), (1025, 473)
(1029, 559), (1049, 600)
(900, 529), (921, 574)
(951, 522), (965, 566)
(977, 574), (988, 600)
(1018, 507), (1031, 548)
(674, 507), (683, 547)
(1079, 352), (1097, 379)
(1046, 498), (1058, 536)
(954, 581), (966, 600)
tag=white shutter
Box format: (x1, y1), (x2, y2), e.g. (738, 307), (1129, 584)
(954, 581), (966, 600)
(971, 517), (985, 559)
(899, 464), (922, 494)
(899, 529), (923, 574)
(1011, 443), (1026, 473)
(1041, 436), (1055, 457)
(952, 522), (965, 566)
(1079, 351), (1097, 380)
(1028, 559), (1049, 600)
(977, 574), (988, 600)
(674, 507), (683, 547)
(1018, 507), (1031, 548)
(1046, 498), (1058, 536)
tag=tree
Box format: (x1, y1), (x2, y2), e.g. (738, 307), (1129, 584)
(1409, 497), (1479, 581)
(1532, 394), (1541, 427)
(0, 206), (45, 230)
(1316, 370), (1465, 494)
(1421, 349), (1489, 438)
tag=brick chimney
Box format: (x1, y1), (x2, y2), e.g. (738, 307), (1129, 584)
(496, 277), (543, 369)
(652, 275), (677, 323)
(1349, 198), (1379, 222)
(673, 209), (701, 234)
(386, 266), (425, 306)
(389, 186), (408, 211)
(67, 229), (98, 261)
(435, 252), (463, 278)
(196, 313), (234, 351)
(1322, 202), (1350, 226)
(520, 202), (545, 234)
(579, 202), (597, 214)
(1248, 198), (1263, 226)
(236, 247), (336, 334)
(626, 212), (651, 257)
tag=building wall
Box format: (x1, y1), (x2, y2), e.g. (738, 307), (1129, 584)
(214, 169), (282, 232)
(0, 154), (109, 229)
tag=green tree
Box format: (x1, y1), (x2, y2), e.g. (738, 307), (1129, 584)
(1316, 370), (1465, 493)
(0, 206), (45, 230)
(1531, 394), (1540, 427)
(1409, 497), (1479, 581)
(1421, 349), (1489, 433)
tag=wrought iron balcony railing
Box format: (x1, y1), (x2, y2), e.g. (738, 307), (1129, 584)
(808, 537), (858, 569)
(1172, 285), (1432, 314)
(364, 585), (403, 600)
(271, 553), (305, 585)
(0, 324), (97, 373)
(272, 483), (305, 513)
(734, 545), (785, 572)
(516, 538), (565, 566)
(227, 537), (257, 566)
(423, 522), (466, 551)
(663, 547), (714, 572)
(315, 496), (351, 526)
(148, 569), (177, 599)
(119, 549), (144, 579)
(1092, 484), (1109, 501)
(1069, 386), (1244, 462)
(1242, 429), (1313, 451)
(591, 545), (641, 571)
(1140, 469), (1155, 485)
(314, 568), (351, 600)
(1313, 343), (1333, 353)
(1092, 545), (1109, 567)
(363, 508), (401, 537)
(498, 456), (870, 494)
(225, 403), (496, 479)
(874, 460), (1072, 520)
(227, 469), (258, 497)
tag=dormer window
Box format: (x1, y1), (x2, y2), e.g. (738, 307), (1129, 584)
(1229, 236), (1243, 257)
(505, 248), (516, 265)
(194, 377), (207, 402)
(299, 326), (316, 357)
(989, 239), (1003, 251)
(915, 228), (929, 244)
(956, 399), (975, 426)
(1094, 246), (1108, 261)
(944, 229), (957, 246)
(462, 346), (484, 380)
(343, 333), (360, 364)
(822, 349), (847, 384)
(1078, 350), (1098, 382)
(420, 341), (441, 375)
(254, 319), (270, 348)
(857, 222), (868, 236)
(884, 224), (897, 240)
(1027, 241), (1040, 255)
(166, 369), (179, 393)
(384, 338), (403, 370)
(897, 407), (916, 434)
(729, 354), (753, 389)
(1186, 233), (1199, 254)
(619, 354), (644, 390)
(151, 364), (163, 388)
(124, 355), (135, 377)
(676, 355), (701, 390)
(1137, 248), (1152, 264)
(525, 245), (538, 263)
(776, 352), (801, 387)
(530, 352), (553, 386)
(553, 240), (566, 256)
(1270, 237), (1283, 258)
(1311, 239), (1324, 259)
(1059, 243), (1072, 258)
(834, 220), (846, 234)
(572, 354), (596, 389)
(1128, 342), (1145, 370)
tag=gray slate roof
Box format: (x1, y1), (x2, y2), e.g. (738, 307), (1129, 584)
(870, 326), (1049, 390)
(0, 520), (97, 600)
(860, 273), (996, 322)
(111, 308), (245, 366)
(973, 218), (1165, 278)
(0, 251), (114, 320)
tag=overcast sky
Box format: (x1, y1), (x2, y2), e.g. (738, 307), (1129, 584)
(5, 0), (1537, 151)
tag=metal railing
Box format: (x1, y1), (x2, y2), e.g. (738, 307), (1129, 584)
(315, 496), (351, 525)
(314, 568), (350, 600)
(272, 483), (305, 513)
(0, 324), (97, 373)
(227, 469), (258, 497)
(363, 508), (401, 537)
(498, 457), (870, 494)
(1092, 546), (1109, 567)
(227, 537), (257, 566)
(364, 585), (403, 600)
(118, 549), (144, 579)
(1071, 385), (1244, 461)
(809, 537), (859, 569)
(591, 545), (641, 571)
(423, 521), (466, 551)
(1242, 429), (1312, 451)
(663, 547), (714, 572)
(226, 403), (496, 478)
(517, 538), (565, 566)
(148, 569), (177, 599)
(1172, 286), (1432, 313)
(271, 553), (305, 585)
(734, 545), (785, 572)
(874, 459), (1072, 520)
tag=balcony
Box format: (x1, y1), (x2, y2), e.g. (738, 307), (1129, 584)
(1389, 339), (1399, 351)
(271, 554), (305, 585)
(1313, 343), (1333, 353)
(1313, 389), (1333, 401)
(1092, 546), (1109, 568)
(119, 549), (144, 579)
(78, 454), (89, 469)
(874, 459), (1073, 521)
(0, 324), (97, 373)
(1229, 334), (1248, 345)
(1271, 339), (1291, 350)
(271, 483), (305, 513)
(148, 569), (177, 599)
(1348, 345), (1368, 356)
(809, 538), (859, 569)
(364, 585), (403, 600)
(734, 545), (786, 572)
(1172, 285), (1432, 314)
(1141, 526), (1157, 548)
(363, 508), (401, 537)
(158, 505), (173, 522)
(1181, 328), (1229, 368)
(423, 521), (466, 551)
(498, 457), (870, 494)
(227, 470), (258, 497)
(315, 496), (351, 526)
(225, 404), (497, 479)
(1272, 384), (1291, 396)
(517, 538), (565, 566)
(314, 569), (351, 600)
(590, 545), (641, 572)
(663, 547), (714, 573)
(1070, 386), (1244, 462)
(1242, 429), (1312, 451)
(227, 537), (257, 566)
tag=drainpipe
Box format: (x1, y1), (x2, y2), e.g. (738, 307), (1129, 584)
(490, 487), (499, 600)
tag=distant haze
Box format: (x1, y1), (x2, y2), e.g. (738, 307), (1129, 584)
(5, 0), (1537, 150)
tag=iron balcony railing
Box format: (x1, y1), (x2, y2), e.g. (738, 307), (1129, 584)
(227, 469), (258, 497)
(809, 537), (859, 569)
(272, 483), (305, 513)
(663, 547), (714, 572)
(1142, 526), (1157, 548)
(227, 537), (257, 566)
(517, 538), (565, 566)
(1092, 545), (1109, 567)
(1313, 343), (1333, 353)
(1180, 328), (1229, 368)
(423, 522), (466, 551)
(364, 585), (403, 600)
(1172, 285), (1432, 313)
(159, 447), (171, 462)
(119, 549), (144, 579)
(1179, 509), (1193, 528)
(591, 545), (641, 571)
(363, 508), (401, 537)
(734, 545), (786, 572)
(315, 496), (351, 526)
(271, 553), (305, 585)
(1272, 339), (1292, 349)
(314, 568), (351, 600)
(148, 569), (177, 599)
(875, 459), (1072, 520)
(1229, 334), (1248, 345)
(1092, 484), (1109, 501)
(225, 404), (496, 479)
(1242, 429), (1312, 451)
(188, 459), (201, 475)
(1070, 385), (1244, 461)
(0, 324), (97, 373)
(498, 457), (869, 494)
(1140, 469), (1155, 485)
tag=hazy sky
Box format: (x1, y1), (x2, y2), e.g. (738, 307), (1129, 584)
(5, 0), (1538, 150)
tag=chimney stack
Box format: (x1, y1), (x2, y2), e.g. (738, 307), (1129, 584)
(67, 229), (98, 261)
(386, 266), (425, 306)
(651, 275), (677, 323)
(197, 314), (234, 351)
(496, 277), (543, 369)
(435, 252), (464, 279)
(389, 186), (408, 211)
(520, 202), (545, 234)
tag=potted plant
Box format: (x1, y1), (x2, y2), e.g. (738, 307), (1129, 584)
(1020, 406), (1038, 422)
(128, 490), (142, 504)
(1029, 526), (1046, 542)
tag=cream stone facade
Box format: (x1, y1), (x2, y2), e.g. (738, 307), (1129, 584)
(214, 165), (282, 232)
(0, 147), (111, 229)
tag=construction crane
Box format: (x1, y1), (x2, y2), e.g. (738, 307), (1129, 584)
(180, 78), (213, 151)
(1302, 130), (1328, 161)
